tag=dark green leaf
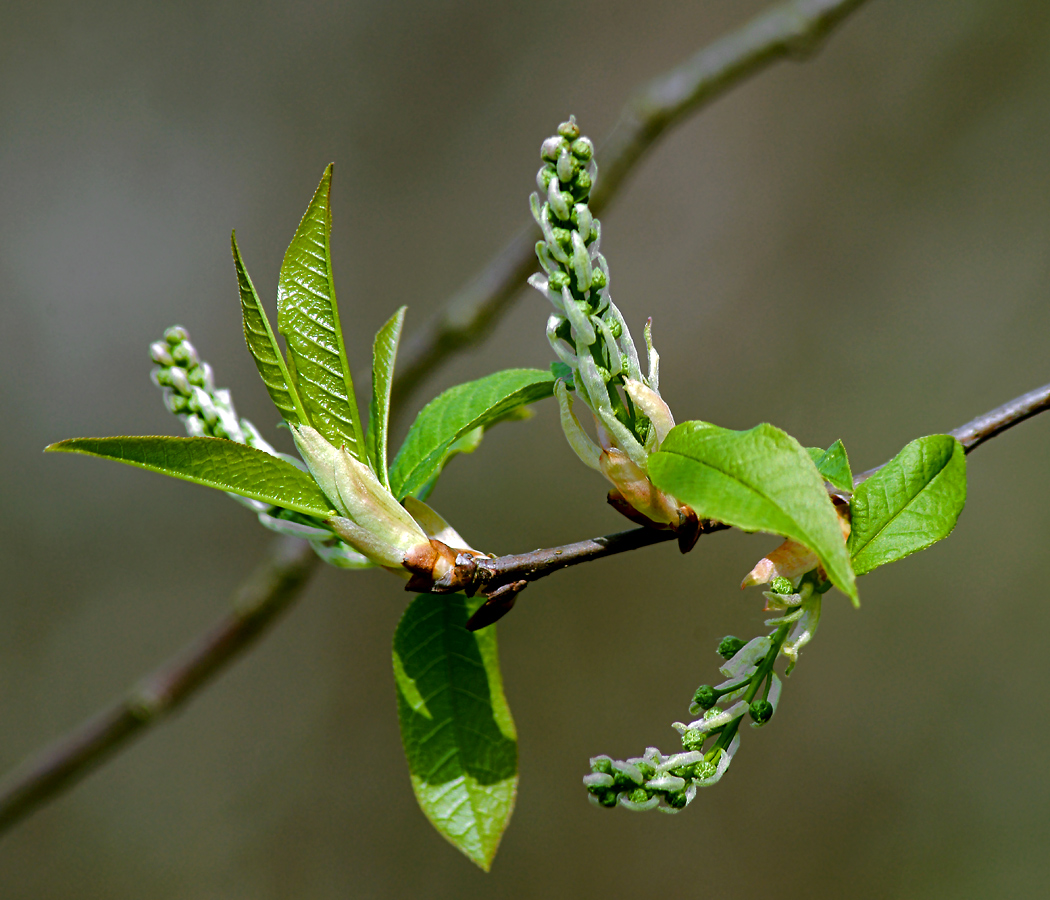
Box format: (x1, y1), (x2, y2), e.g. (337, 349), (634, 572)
(367, 306), (405, 489)
(277, 165), (366, 458)
(848, 435), (966, 575)
(650, 421), (857, 602)
(231, 232), (308, 426)
(389, 369), (555, 500)
(813, 439), (853, 492)
(393, 593), (517, 871)
(46, 436), (334, 517)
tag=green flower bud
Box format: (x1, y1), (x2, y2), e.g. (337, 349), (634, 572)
(692, 684), (717, 710)
(627, 787), (650, 804)
(680, 728), (706, 752)
(591, 756), (614, 776)
(551, 226), (572, 249)
(717, 636), (746, 660)
(164, 325), (189, 345)
(571, 170), (592, 202)
(749, 699), (774, 724)
(635, 761), (656, 780)
(590, 268), (607, 290)
(571, 137), (594, 161)
(606, 315), (622, 338)
(597, 790), (618, 808)
(558, 118), (580, 140)
(171, 342), (199, 368)
(771, 576), (794, 595)
(549, 270), (571, 292)
(536, 166), (556, 192)
(540, 136), (564, 162)
(666, 790), (689, 810)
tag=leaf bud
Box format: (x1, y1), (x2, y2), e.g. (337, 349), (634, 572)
(717, 635), (746, 660)
(749, 699), (774, 724)
(770, 576), (795, 595)
(557, 117), (580, 140)
(164, 325), (189, 345)
(692, 684), (717, 710)
(571, 137), (594, 161)
(540, 136), (564, 162)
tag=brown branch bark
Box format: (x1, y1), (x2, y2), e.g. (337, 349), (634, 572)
(0, 537), (318, 835)
(1, 373), (1048, 836)
(391, 0), (872, 407)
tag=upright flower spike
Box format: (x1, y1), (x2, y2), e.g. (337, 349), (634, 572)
(529, 117), (695, 541)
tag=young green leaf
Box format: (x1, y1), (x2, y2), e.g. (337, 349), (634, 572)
(812, 439), (853, 492)
(393, 593), (517, 871)
(277, 165), (366, 459)
(389, 369), (555, 500)
(46, 436), (334, 517)
(848, 435), (966, 575)
(231, 231), (309, 427)
(367, 306), (406, 489)
(650, 421), (857, 602)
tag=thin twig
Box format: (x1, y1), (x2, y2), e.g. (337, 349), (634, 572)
(2, 375), (1048, 836)
(391, 0), (872, 406)
(0, 537), (318, 835)
(853, 380), (1050, 485)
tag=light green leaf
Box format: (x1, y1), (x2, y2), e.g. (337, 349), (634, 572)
(848, 435), (966, 576)
(650, 421), (857, 603)
(46, 436), (334, 517)
(813, 439), (853, 492)
(367, 306), (406, 489)
(393, 593), (517, 871)
(231, 231), (308, 426)
(389, 369), (555, 500)
(277, 165), (366, 459)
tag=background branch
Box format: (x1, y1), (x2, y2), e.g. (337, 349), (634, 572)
(391, 0), (872, 406)
(0, 537), (318, 836)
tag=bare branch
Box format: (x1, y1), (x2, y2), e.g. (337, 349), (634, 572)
(391, 0), (872, 406)
(0, 537), (318, 836)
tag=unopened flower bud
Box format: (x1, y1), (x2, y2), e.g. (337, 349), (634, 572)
(150, 341), (174, 366)
(770, 576), (795, 595)
(164, 325), (189, 345)
(557, 117), (580, 140)
(717, 636), (746, 660)
(557, 148), (575, 184)
(590, 268), (607, 290)
(749, 700), (774, 724)
(571, 137), (594, 161)
(692, 684), (717, 710)
(540, 136), (564, 162)
(172, 341), (199, 368)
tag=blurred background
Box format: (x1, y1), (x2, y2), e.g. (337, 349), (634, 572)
(3, 0), (1050, 896)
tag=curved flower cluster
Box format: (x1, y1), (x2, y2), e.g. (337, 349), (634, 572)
(150, 327), (374, 569)
(584, 585), (825, 813)
(528, 118), (692, 536)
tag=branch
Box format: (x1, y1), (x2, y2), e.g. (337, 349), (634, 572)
(391, 0), (872, 406)
(0, 537), (318, 836)
(853, 380), (1050, 484)
(3, 375), (1048, 834)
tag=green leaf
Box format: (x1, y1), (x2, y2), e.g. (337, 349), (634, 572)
(393, 593), (517, 871)
(277, 165), (366, 459)
(812, 439), (853, 492)
(46, 436), (334, 517)
(367, 306), (406, 489)
(650, 421), (857, 603)
(231, 232), (308, 426)
(848, 435), (966, 576)
(389, 368), (555, 500)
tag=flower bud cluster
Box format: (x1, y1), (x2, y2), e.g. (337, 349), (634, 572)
(585, 624), (794, 813)
(530, 118), (689, 533)
(149, 326), (373, 569)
